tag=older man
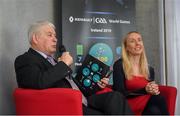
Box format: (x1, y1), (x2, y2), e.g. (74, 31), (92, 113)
(14, 21), (132, 115)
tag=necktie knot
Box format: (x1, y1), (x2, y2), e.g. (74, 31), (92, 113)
(47, 56), (56, 65)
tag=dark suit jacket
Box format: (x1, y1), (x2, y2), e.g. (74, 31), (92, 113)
(112, 59), (155, 98)
(14, 48), (72, 89)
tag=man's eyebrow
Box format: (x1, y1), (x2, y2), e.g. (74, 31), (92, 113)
(46, 31), (53, 34)
(47, 31), (56, 36)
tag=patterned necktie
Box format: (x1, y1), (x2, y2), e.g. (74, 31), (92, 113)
(47, 56), (56, 65)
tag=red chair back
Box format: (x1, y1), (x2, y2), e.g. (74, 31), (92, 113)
(159, 85), (177, 115)
(13, 88), (83, 115)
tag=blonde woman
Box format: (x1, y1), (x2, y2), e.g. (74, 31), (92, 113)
(112, 31), (169, 115)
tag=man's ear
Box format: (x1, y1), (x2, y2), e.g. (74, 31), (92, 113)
(32, 34), (39, 44)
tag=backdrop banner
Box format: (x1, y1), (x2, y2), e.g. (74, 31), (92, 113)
(62, 0), (136, 74)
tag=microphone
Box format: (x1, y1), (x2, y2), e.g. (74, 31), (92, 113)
(59, 45), (66, 56)
(59, 45), (73, 79)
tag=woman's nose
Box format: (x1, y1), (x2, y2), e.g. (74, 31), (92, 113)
(136, 41), (141, 45)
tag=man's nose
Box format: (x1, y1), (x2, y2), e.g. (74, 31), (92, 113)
(53, 36), (57, 42)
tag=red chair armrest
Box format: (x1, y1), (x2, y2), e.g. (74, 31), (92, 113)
(96, 87), (112, 94)
(159, 85), (177, 115)
(13, 88), (83, 115)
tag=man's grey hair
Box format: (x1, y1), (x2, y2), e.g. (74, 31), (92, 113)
(28, 21), (55, 44)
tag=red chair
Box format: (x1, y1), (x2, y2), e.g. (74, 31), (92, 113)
(104, 85), (177, 115)
(159, 85), (177, 115)
(13, 86), (177, 115)
(127, 85), (177, 115)
(13, 88), (83, 115)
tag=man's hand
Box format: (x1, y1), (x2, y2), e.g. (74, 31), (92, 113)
(97, 78), (109, 89)
(58, 52), (73, 66)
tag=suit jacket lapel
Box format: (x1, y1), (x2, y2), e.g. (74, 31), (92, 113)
(28, 48), (54, 67)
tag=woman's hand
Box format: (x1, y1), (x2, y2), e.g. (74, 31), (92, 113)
(97, 78), (109, 89)
(145, 81), (160, 95)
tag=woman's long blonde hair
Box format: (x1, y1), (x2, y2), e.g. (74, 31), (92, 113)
(121, 31), (149, 80)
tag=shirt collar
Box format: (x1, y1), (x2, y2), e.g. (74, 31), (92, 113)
(32, 48), (53, 59)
